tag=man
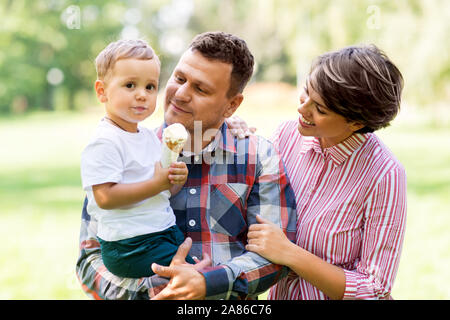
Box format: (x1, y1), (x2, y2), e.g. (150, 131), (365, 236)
(76, 31), (297, 300)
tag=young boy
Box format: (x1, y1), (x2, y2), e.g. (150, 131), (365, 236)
(81, 39), (194, 278)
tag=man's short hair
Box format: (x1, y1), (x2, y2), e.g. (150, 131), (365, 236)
(189, 31), (254, 97)
(95, 39), (160, 80)
(310, 44), (404, 133)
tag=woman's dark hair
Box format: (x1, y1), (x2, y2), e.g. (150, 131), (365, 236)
(309, 45), (404, 133)
(189, 31), (254, 97)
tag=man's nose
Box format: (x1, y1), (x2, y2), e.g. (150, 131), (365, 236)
(174, 83), (191, 102)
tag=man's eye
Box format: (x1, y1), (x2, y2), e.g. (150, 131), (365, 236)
(125, 83), (135, 89)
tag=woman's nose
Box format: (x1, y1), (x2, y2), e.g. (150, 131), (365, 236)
(297, 92), (310, 114)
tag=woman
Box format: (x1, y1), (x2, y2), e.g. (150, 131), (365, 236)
(237, 45), (407, 299)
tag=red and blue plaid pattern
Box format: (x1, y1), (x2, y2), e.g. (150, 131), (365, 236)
(76, 123), (297, 299)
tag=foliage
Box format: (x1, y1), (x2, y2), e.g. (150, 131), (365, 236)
(1, 0), (449, 115)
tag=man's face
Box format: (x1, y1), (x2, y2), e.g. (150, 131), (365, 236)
(164, 49), (242, 135)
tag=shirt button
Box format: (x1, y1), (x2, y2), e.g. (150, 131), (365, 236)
(189, 219), (196, 227)
(194, 155), (200, 162)
(189, 188), (196, 195)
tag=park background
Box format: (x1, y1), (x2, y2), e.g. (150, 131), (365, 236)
(0, 0), (449, 299)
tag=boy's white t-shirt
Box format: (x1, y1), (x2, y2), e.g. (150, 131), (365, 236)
(81, 120), (175, 241)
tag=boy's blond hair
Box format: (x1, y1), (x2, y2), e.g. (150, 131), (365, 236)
(95, 39), (160, 80)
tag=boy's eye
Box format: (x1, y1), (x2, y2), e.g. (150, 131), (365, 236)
(146, 84), (156, 90)
(125, 83), (135, 89)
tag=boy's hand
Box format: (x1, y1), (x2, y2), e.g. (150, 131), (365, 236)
(153, 161), (172, 191)
(168, 162), (188, 185)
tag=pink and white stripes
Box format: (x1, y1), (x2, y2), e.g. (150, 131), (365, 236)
(268, 121), (407, 300)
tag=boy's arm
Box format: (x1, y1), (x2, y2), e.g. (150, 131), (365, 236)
(92, 162), (170, 209)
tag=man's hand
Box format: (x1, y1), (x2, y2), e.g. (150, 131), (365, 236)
(151, 237), (210, 300)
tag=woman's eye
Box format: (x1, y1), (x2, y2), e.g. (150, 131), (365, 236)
(316, 105), (326, 115)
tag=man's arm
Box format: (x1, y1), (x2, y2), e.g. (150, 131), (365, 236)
(199, 136), (297, 299)
(76, 197), (171, 300)
(151, 136), (297, 300)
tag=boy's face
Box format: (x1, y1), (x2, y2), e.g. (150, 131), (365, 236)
(95, 58), (160, 132)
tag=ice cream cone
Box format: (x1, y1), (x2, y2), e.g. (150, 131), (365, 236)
(161, 123), (188, 168)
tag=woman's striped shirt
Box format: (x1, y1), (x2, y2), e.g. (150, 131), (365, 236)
(268, 121), (407, 300)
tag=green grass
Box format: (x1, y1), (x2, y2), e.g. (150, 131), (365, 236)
(0, 99), (449, 299)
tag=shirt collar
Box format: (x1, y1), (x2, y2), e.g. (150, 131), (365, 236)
(300, 133), (369, 166)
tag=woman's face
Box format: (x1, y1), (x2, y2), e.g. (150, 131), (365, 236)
(297, 77), (363, 149)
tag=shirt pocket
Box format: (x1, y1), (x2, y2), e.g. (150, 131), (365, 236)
(208, 183), (249, 237)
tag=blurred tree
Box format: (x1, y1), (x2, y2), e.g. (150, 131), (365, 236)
(0, 0), (448, 115)
(0, 0), (160, 113)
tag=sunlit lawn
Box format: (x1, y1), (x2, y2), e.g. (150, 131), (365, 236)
(0, 87), (449, 299)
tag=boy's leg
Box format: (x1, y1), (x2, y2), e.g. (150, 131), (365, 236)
(171, 225), (195, 265)
(102, 226), (195, 278)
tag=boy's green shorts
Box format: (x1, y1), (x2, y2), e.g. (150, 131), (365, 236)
(99, 225), (195, 278)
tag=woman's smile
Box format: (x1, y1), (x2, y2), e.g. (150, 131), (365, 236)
(299, 114), (315, 127)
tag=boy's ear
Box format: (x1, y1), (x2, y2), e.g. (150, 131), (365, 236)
(223, 93), (244, 118)
(94, 80), (108, 103)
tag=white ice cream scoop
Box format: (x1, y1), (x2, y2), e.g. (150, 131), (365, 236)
(161, 123), (188, 168)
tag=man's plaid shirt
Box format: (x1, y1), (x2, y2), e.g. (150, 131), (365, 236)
(76, 123), (297, 300)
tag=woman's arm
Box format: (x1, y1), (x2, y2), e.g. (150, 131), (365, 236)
(247, 167), (407, 300)
(246, 215), (346, 300)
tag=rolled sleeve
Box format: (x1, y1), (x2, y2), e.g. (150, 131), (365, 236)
(343, 167), (407, 300)
(342, 269), (359, 300)
(199, 266), (234, 300)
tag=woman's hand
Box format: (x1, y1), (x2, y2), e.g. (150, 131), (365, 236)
(225, 115), (257, 139)
(246, 215), (295, 266)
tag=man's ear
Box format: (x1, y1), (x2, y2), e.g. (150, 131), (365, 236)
(94, 80), (108, 103)
(223, 93), (244, 118)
